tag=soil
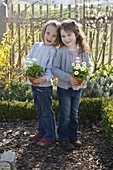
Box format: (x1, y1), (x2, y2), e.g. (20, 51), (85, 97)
(0, 120), (113, 170)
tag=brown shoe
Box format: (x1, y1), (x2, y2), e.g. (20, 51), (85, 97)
(59, 140), (75, 151)
(70, 139), (82, 147)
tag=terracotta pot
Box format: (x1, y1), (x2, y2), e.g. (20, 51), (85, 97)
(76, 79), (84, 86)
(74, 77), (84, 86)
(29, 76), (40, 86)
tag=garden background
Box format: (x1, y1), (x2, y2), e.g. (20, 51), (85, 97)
(0, 0), (113, 137)
(0, 1), (113, 169)
(0, 0), (113, 128)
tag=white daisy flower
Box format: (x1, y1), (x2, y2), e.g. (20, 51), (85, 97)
(81, 66), (86, 71)
(76, 60), (80, 63)
(74, 66), (79, 70)
(76, 56), (80, 59)
(74, 71), (79, 75)
(76, 63), (81, 68)
(82, 62), (86, 66)
(72, 63), (75, 66)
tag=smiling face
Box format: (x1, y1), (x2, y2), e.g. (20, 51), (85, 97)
(60, 29), (77, 50)
(44, 25), (58, 46)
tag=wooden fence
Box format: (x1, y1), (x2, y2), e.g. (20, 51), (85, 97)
(6, 2), (113, 71)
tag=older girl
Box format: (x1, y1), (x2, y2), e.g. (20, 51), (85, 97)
(25, 20), (60, 147)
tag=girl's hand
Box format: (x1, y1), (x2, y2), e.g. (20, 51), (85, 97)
(32, 75), (47, 85)
(70, 76), (84, 86)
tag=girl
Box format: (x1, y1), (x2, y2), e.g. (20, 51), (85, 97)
(52, 19), (93, 151)
(25, 20), (60, 147)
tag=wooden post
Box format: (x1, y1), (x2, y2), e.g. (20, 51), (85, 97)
(0, 2), (7, 42)
(109, 11), (113, 64)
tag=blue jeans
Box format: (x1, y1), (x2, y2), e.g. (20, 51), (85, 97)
(57, 87), (82, 141)
(32, 86), (56, 140)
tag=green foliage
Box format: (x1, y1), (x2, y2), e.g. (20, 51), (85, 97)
(98, 65), (113, 77)
(79, 98), (102, 123)
(92, 64), (113, 80)
(101, 98), (113, 144)
(0, 100), (58, 120)
(0, 98), (102, 123)
(82, 75), (113, 98)
(82, 64), (113, 98)
(0, 29), (12, 85)
(0, 80), (33, 101)
(0, 29), (25, 87)
(0, 100), (36, 120)
(26, 62), (44, 77)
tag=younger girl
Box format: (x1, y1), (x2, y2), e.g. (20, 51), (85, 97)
(25, 20), (60, 147)
(52, 19), (93, 151)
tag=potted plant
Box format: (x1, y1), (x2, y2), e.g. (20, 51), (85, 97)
(26, 62), (44, 86)
(71, 62), (90, 86)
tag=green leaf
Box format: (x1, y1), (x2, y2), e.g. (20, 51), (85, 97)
(26, 63), (44, 77)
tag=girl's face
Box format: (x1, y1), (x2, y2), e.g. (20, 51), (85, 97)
(44, 25), (58, 46)
(61, 29), (77, 50)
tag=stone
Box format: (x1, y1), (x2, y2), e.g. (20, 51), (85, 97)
(0, 162), (11, 170)
(0, 150), (16, 170)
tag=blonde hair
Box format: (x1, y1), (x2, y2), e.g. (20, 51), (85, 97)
(60, 19), (90, 53)
(41, 20), (61, 47)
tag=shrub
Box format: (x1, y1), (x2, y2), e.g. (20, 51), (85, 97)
(0, 80), (33, 101)
(0, 98), (102, 123)
(82, 75), (113, 98)
(101, 97), (113, 144)
(79, 98), (102, 124)
(0, 100), (36, 120)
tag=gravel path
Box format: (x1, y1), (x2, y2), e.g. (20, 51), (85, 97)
(0, 120), (113, 170)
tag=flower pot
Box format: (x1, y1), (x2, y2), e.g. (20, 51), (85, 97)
(29, 76), (40, 86)
(74, 78), (84, 86)
(76, 79), (84, 86)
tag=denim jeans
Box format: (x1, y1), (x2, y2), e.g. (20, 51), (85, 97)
(32, 86), (56, 140)
(57, 87), (82, 141)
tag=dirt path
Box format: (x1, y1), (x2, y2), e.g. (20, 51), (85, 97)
(0, 120), (113, 170)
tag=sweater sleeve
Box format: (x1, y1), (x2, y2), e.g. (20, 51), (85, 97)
(52, 50), (71, 82)
(44, 47), (56, 81)
(25, 42), (39, 67)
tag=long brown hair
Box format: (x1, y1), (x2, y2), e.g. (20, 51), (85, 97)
(60, 19), (90, 53)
